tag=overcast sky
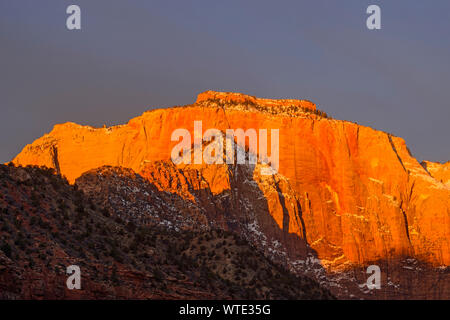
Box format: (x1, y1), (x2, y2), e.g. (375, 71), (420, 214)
(1, 0), (449, 163)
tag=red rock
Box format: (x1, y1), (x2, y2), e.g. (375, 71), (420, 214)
(11, 91), (450, 269)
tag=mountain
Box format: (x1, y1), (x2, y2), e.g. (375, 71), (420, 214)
(8, 91), (450, 299)
(0, 164), (332, 299)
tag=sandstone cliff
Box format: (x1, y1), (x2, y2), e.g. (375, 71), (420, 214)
(422, 160), (450, 187)
(11, 91), (450, 275)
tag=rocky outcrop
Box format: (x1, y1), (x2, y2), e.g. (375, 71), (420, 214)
(196, 90), (316, 111)
(75, 165), (210, 231)
(422, 160), (450, 187)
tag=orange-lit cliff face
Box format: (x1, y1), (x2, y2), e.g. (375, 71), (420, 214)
(11, 91), (450, 270)
(422, 160), (450, 187)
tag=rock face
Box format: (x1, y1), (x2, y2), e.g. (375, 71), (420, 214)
(422, 161), (450, 187)
(10, 91), (450, 298)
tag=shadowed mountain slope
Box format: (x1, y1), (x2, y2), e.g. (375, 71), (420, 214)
(0, 164), (333, 299)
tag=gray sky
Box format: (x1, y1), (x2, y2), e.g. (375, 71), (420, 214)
(1, 0), (449, 163)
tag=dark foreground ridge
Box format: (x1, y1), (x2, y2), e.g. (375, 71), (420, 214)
(0, 164), (333, 299)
